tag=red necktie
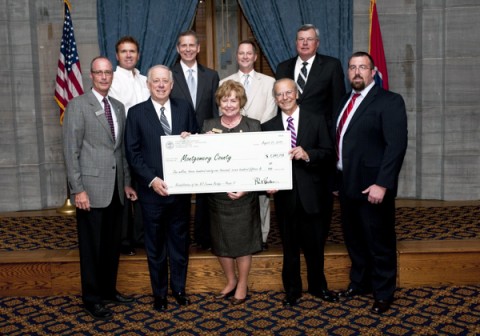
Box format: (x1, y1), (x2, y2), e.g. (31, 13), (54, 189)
(336, 93), (360, 160)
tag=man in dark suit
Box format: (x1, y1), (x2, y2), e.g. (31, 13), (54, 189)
(63, 56), (137, 320)
(125, 65), (198, 311)
(335, 51), (408, 314)
(170, 30), (220, 250)
(275, 24), (346, 128)
(262, 78), (337, 307)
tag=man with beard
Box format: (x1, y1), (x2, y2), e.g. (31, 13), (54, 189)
(335, 51), (408, 314)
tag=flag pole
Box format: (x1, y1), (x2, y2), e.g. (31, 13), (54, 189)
(55, 0), (83, 215)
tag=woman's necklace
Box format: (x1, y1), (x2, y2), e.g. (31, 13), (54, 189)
(221, 115), (242, 129)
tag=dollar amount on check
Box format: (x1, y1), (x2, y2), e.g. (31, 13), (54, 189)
(161, 131), (293, 194)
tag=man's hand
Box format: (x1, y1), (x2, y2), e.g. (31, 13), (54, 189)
(75, 191), (90, 211)
(125, 186), (138, 201)
(362, 184), (386, 204)
(151, 177), (169, 196)
(289, 146), (310, 162)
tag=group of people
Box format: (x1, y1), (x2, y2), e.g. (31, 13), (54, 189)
(63, 24), (407, 321)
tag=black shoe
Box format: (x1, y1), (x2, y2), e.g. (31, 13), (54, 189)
(338, 287), (371, 299)
(282, 295), (300, 307)
(309, 289), (339, 303)
(84, 303), (113, 320)
(262, 242), (268, 251)
(173, 292), (190, 306)
(120, 246), (136, 256)
(371, 298), (393, 314)
(102, 292), (135, 305)
(153, 297), (168, 311)
(214, 286), (237, 300)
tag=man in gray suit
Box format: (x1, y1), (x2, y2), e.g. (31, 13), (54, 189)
(220, 40), (277, 249)
(63, 56), (137, 320)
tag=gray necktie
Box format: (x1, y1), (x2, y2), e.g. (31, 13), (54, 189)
(187, 69), (197, 107)
(159, 106), (171, 135)
(243, 74), (250, 92)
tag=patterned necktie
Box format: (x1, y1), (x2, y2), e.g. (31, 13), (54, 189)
(159, 106), (171, 135)
(187, 69), (196, 107)
(296, 61), (308, 93)
(102, 97), (115, 141)
(287, 116), (296, 148)
(243, 74), (250, 92)
(336, 93), (361, 160)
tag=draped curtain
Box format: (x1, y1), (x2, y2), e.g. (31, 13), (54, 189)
(97, 0), (198, 73)
(238, 0), (353, 73)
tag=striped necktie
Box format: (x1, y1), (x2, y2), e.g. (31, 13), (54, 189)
(287, 116), (296, 148)
(159, 106), (171, 135)
(296, 61), (308, 93)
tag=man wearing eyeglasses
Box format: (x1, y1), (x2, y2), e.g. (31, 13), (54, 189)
(276, 24), (346, 129)
(334, 51), (408, 314)
(262, 78), (336, 307)
(63, 56), (137, 320)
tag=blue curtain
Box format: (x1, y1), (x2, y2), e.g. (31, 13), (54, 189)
(97, 0), (198, 73)
(238, 0), (353, 73)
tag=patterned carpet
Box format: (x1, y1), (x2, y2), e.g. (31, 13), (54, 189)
(0, 206), (479, 251)
(1, 286), (479, 335)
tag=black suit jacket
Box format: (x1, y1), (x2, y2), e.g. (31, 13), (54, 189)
(261, 110), (333, 214)
(171, 62), (219, 131)
(335, 85), (408, 199)
(276, 53), (346, 126)
(124, 97), (198, 204)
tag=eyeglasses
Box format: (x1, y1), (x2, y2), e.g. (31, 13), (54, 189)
(296, 37), (317, 43)
(91, 70), (113, 76)
(274, 90), (295, 98)
(348, 65), (371, 72)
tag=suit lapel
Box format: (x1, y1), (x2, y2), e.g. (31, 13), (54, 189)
(88, 92), (115, 144)
(345, 86), (379, 134)
(144, 98), (165, 134)
(173, 63), (194, 108)
(196, 64), (206, 110)
(297, 109), (311, 145)
(109, 97), (124, 148)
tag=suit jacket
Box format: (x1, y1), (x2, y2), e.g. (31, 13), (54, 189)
(171, 62), (219, 131)
(335, 85), (408, 199)
(276, 53), (346, 126)
(261, 109), (333, 214)
(124, 97), (198, 204)
(63, 90), (130, 208)
(220, 71), (277, 123)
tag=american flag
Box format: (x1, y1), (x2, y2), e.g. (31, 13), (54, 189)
(369, 0), (389, 90)
(55, 0), (84, 124)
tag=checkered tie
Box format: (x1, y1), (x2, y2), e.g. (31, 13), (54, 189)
(102, 97), (115, 141)
(287, 116), (296, 148)
(159, 106), (171, 135)
(296, 61), (308, 93)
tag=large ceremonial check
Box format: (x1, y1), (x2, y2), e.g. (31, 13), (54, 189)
(161, 131), (292, 194)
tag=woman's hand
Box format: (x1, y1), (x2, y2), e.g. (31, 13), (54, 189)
(227, 191), (247, 200)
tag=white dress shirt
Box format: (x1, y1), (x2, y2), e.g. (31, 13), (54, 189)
(92, 88), (118, 139)
(109, 66), (150, 116)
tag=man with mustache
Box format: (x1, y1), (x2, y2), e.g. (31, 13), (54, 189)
(335, 51), (408, 314)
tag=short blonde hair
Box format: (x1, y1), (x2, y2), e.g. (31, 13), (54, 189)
(215, 80), (247, 108)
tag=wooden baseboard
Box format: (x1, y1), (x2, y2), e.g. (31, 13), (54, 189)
(1, 240), (479, 297)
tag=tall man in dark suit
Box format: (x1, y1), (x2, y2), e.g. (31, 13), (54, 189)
(125, 65), (198, 311)
(335, 52), (408, 314)
(63, 56), (137, 320)
(262, 78), (337, 307)
(275, 24), (346, 128)
(170, 30), (220, 250)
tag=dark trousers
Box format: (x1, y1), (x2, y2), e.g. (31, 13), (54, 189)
(141, 195), (190, 298)
(275, 195), (331, 298)
(76, 188), (122, 304)
(338, 180), (397, 300)
(121, 175), (143, 247)
(193, 193), (211, 247)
